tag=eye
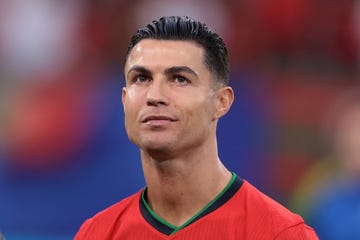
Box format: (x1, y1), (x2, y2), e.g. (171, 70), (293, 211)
(173, 75), (190, 85)
(133, 75), (150, 84)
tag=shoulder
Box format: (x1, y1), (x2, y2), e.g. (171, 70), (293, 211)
(240, 181), (302, 221)
(74, 190), (142, 239)
(234, 180), (318, 239)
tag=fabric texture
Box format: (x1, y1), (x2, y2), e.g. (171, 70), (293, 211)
(75, 178), (318, 239)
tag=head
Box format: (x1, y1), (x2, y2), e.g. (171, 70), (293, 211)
(125, 16), (229, 87)
(122, 16), (233, 159)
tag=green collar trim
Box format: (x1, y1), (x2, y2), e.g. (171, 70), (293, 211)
(141, 172), (238, 235)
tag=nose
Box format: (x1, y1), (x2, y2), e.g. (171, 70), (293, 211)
(146, 79), (169, 106)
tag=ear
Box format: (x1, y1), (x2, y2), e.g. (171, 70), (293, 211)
(122, 87), (127, 107)
(213, 86), (234, 120)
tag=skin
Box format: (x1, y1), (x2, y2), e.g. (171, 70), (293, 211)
(122, 39), (234, 226)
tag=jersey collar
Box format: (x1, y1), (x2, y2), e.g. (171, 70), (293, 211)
(139, 173), (244, 235)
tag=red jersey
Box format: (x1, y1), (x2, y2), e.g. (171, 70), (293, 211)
(75, 175), (318, 239)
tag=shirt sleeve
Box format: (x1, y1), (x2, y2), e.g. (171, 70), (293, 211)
(274, 223), (319, 240)
(74, 218), (93, 240)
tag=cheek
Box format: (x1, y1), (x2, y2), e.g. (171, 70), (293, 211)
(123, 88), (144, 114)
(123, 98), (139, 128)
(125, 86), (138, 99)
(187, 98), (216, 123)
(124, 104), (139, 125)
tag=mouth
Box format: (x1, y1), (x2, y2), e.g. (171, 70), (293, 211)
(142, 115), (177, 123)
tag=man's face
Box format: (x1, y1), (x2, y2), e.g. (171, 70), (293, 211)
(122, 39), (223, 158)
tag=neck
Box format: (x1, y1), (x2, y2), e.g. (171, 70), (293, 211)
(140, 141), (232, 227)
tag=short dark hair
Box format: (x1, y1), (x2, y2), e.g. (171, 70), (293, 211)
(125, 16), (229, 86)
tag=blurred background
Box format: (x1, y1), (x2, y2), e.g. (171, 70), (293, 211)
(0, 0), (359, 239)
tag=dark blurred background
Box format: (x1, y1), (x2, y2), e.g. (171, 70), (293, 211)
(0, 0), (359, 239)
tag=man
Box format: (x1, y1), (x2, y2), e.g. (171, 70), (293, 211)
(75, 16), (318, 239)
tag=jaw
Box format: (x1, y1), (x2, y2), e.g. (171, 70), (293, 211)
(139, 128), (217, 163)
(139, 133), (179, 158)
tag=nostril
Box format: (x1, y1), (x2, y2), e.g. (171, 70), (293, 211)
(147, 98), (166, 106)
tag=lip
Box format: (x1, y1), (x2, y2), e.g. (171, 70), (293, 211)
(141, 115), (177, 123)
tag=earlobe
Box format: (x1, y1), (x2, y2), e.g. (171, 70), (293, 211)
(213, 86), (234, 120)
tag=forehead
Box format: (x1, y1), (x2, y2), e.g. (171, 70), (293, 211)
(125, 39), (206, 72)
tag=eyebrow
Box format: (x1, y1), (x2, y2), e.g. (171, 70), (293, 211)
(164, 66), (199, 78)
(127, 65), (152, 76)
(127, 65), (199, 78)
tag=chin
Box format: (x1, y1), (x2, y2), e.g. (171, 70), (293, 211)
(141, 140), (177, 158)
(139, 134), (174, 148)
(144, 141), (172, 151)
